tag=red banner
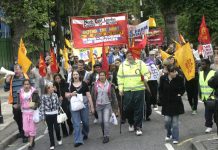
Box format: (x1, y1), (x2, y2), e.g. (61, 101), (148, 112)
(147, 28), (164, 46)
(198, 15), (211, 44)
(70, 13), (128, 48)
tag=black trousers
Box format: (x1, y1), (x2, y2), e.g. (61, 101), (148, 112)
(147, 80), (158, 105)
(61, 100), (73, 136)
(12, 107), (25, 137)
(185, 78), (199, 111)
(204, 103), (216, 128)
(45, 114), (61, 147)
(144, 90), (152, 119)
(123, 90), (144, 129)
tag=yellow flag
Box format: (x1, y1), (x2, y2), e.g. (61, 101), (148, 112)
(149, 17), (156, 27)
(18, 50), (32, 73)
(17, 38), (32, 73)
(160, 50), (171, 60)
(172, 39), (182, 51)
(174, 43), (195, 81)
(59, 49), (63, 55)
(89, 48), (95, 71)
(65, 39), (72, 48)
(63, 47), (69, 70)
(19, 38), (27, 55)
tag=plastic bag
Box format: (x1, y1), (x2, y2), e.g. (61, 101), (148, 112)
(110, 112), (118, 125)
(33, 108), (40, 123)
(70, 94), (85, 111)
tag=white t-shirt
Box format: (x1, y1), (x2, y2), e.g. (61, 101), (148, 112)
(23, 90), (32, 101)
(146, 63), (159, 81)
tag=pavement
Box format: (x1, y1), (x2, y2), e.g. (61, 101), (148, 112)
(0, 86), (218, 150)
(0, 88), (17, 150)
(191, 133), (218, 150)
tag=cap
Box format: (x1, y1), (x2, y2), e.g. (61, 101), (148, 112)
(163, 59), (170, 66)
(93, 63), (102, 68)
(45, 56), (51, 61)
(149, 50), (156, 55)
(153, 48), (158, 52)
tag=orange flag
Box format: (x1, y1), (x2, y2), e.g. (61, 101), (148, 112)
(50, 49), (59, 73)
(179, 34), (186, 44)
(39, 53), (46, 77)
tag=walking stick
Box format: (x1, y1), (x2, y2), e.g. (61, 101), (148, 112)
(120, 95), (123, 134)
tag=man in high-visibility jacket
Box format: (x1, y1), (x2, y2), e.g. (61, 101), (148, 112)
(118, 51), (150, 136)
(199, 59), (215, 133)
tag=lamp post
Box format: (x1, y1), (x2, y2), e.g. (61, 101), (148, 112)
(140, 0), (144, 22)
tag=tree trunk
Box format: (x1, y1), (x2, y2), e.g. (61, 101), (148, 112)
(55, 0), (64, 62)
(11, 20), (27, 53)
(163, 12), (179, 45)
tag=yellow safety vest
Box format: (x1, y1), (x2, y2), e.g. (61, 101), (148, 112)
(199, 70), (215, 101)
(117, 59), (150, 92)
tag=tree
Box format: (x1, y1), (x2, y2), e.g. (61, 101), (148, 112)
(1, 0), (54, 53)
(178, 0), (218, 46)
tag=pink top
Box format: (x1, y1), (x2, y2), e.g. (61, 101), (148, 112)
(19, 87), (35, 112)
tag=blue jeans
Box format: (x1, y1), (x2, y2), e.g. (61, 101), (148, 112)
(164, 116), (179, 141)
(71, 103), (89, 144)
(97, 104), (112, 137)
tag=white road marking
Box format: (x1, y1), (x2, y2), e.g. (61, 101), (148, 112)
(17, 135), (44, 150)
(165, 143), (175, 150)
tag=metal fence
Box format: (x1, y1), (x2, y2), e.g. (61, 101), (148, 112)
(0, 38), (14, 69)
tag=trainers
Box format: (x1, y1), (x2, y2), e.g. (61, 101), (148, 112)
(102, 136), (109, 144)
(173, 141), (179, 144)
(50, 146), (55, 150)
(93, 118), (98, 124)
(128, 125), (134, 132)
(22, 137), (28, 143)
(165, 136), (172, 141)
(28, 146), (33, 150)
(74, 143), (83, 147)
(205, 127), (212, 133)
(153, 105), (158, 111)
(192, 110), (197, 115)
(57, 140), (62, 145)
(135, 129), (143, 136)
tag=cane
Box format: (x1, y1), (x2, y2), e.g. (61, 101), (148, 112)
(120, 95), (123, 134)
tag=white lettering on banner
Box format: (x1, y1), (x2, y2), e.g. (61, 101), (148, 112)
(128, 20), (149, 38)
(83, 35), (121, 44)
(203, 44), (213, 58)
(81, 16), (125, 28)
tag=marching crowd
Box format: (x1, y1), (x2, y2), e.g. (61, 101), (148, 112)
(3, 43), (218, 150)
